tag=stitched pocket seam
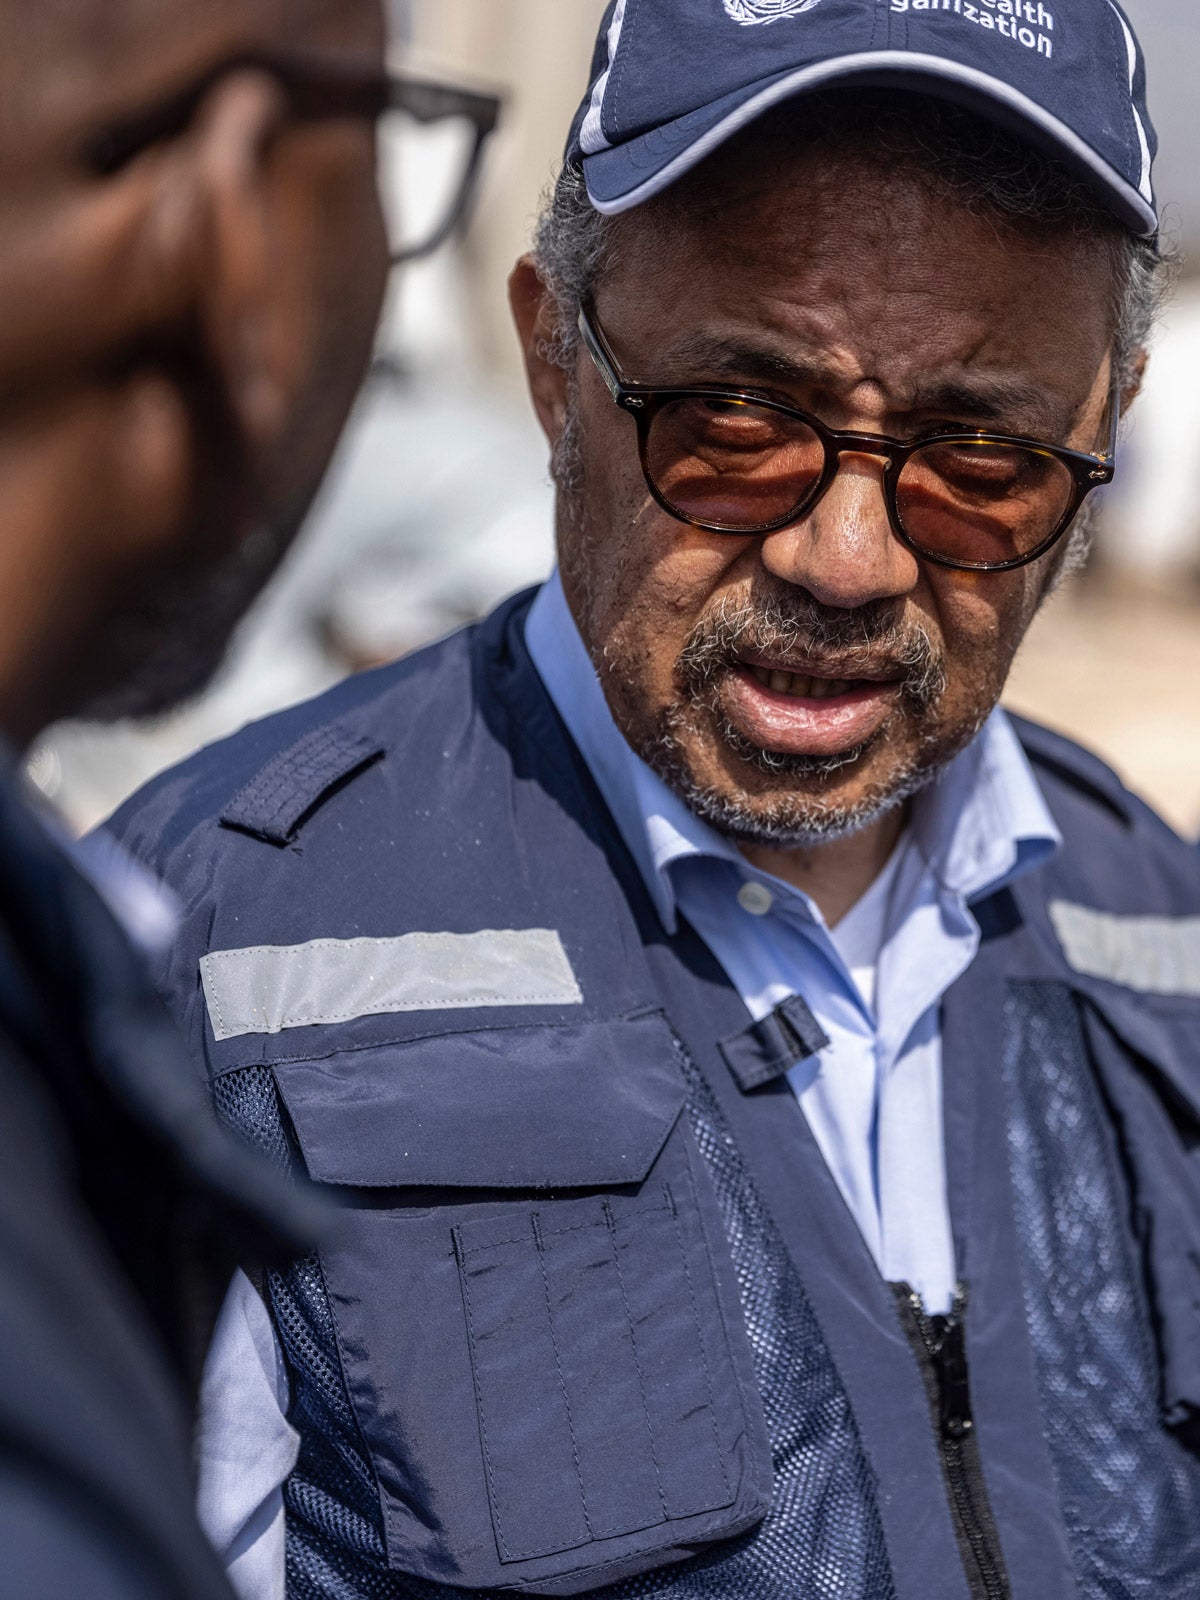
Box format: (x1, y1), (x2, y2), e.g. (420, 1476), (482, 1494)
(662, 1182), (732, 1514)
(454, 1184), (737, 1565)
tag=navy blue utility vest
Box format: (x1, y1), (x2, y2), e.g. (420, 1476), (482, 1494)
(110, 592), (1200, 1600)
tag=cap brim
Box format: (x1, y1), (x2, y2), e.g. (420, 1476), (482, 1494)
(582, 50), (1157, 236)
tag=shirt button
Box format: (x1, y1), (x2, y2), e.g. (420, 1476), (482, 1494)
(737, 881), (774, 917)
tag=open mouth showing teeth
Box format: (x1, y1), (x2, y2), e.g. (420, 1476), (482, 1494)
(746, 665), (864, 701)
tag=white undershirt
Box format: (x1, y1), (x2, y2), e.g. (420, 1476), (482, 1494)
(827, 839), (906, 1016)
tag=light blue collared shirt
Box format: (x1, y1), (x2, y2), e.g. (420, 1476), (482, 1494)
(526, 572), (1060, 1314)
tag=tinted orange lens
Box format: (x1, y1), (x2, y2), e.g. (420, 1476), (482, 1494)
(644, 397), (824, 530)
(896, 440), (1076, 566)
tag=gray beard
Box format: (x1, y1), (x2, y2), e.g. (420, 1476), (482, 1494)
(641, 719), (947, 846)
(630, 589), (960, 848)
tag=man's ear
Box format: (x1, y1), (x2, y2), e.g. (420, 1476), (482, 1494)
(509, 254), (572, 449)
(1120, 345), (1149, 415)
(183, 69), (298, 452)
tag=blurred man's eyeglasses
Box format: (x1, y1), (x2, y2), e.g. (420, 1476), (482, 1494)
(579, 301), (1119, 574)
(79, 51), (501, 264)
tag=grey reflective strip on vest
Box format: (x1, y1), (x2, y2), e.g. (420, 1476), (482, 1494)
(1049, 901), (1200, 996)
(200, 929), (583, 1041)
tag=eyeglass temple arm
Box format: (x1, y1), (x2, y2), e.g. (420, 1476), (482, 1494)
(578, 305), (633, 404)
(1099, 375), (1122, 466)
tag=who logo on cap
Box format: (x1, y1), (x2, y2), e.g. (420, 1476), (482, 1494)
(567, 0), (1157, 236)
(724, 0), (824, 24)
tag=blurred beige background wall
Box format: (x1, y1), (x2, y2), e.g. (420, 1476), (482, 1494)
(407, 1), (608, 378)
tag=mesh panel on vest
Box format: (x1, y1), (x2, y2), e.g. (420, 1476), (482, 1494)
(212, 1066), (293, 1172)
(212, 1070), (391, 1590)
(215, 1053), (894, 1600)
(1003, 984), (1200, 1598)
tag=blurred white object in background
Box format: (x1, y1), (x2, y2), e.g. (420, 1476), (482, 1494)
(1094, 280), (1200, 586)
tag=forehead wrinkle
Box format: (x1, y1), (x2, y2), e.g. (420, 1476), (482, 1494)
(906, 374), (1052, 426)
(646, 330), (831, 391)
(639, 326), (1058, 428)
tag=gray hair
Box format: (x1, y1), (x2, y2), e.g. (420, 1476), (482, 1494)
(534, 91), (1174, 395)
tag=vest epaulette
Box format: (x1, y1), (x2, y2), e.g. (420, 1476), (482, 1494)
(219, 722), (384, 846)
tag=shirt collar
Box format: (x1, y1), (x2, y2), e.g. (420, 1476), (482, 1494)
(524, 572), (1060, 933)
(909, 703), (1061, 907)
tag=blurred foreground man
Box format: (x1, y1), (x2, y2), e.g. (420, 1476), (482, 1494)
(109, 3), (1200, 1598)
(0, 0), (392, 1595)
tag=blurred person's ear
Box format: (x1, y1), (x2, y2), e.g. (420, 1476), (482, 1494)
(1121, 346), (1148, 414)
(69, 61), (363, 561)
(19, 68), (302, 582)
(510, 255), (571, 448)
(82, 66), (321, 479)
(1, 68), (301, 556)
(181, 68), (302, 454)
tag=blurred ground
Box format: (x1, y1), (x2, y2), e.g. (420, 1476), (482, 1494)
(1005, 578), (1200, 836)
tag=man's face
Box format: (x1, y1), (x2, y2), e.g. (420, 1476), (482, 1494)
(545, 141), (1116, 847)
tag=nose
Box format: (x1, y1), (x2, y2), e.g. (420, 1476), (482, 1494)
(757, 450), (921, 610)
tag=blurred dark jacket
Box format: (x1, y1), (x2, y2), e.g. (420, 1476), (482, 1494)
(0, 746), (319, 1599)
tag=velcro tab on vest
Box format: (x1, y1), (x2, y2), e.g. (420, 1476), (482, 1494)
(1050, 900), (1200, 997)
(220, 724), (384, 845)
(719, 995), (829, 1093)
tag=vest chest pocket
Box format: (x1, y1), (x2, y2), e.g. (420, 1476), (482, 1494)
(456, 1164), (736, 1565)
(269, 1010), (772, 1595)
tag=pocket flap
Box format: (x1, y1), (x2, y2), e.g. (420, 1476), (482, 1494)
(272, 1011), (686, 1189)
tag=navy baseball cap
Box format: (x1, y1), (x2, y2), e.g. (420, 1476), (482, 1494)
(567, 0), (1157, 235)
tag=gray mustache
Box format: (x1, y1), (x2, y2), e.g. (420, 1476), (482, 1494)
(676, 593), (947, 711)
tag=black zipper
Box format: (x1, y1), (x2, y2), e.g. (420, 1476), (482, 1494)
(892, 1283), (1011, 1600)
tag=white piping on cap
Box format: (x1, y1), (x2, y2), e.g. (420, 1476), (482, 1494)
(1105, 0), (1153, 205)
(580, 0), (628, 156)
(585, 50), (1157, 236)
